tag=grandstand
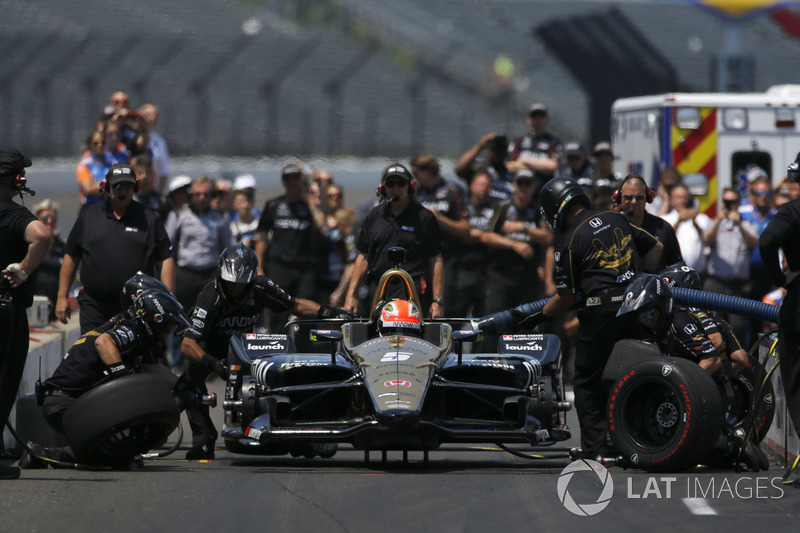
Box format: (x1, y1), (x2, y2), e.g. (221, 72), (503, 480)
(1, 0), (799, 159)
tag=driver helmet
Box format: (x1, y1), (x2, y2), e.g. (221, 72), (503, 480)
(131, 289), (193, 339)
(658, 262), (702, 290)
(378, 300), (421, 336)
(539, 176), (591, 233)
(216, 244), (259, 305)
(617, 274), (674, 335)
(121, 272), (171, 314)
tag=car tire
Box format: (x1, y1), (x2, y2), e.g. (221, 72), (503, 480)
(724, 355), (775, 443)
(62, 374), (180, 465)
(608, 357), (724, 472)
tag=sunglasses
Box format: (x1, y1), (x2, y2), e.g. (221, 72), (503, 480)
(384, 181), (407, 188)
(751, 189), (771, 197)
(41, 215), (57, 222)
(112, 182), (135, 191)
(637, 309), (656, 324)
(622, 194), (646, 202)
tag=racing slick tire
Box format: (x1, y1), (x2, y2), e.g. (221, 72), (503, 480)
(724, 355), (775, 443)
(62, 374), (180, 465)
(607, 357), (724, 472)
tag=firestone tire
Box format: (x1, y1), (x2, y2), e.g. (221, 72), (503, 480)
(608, 357), (724, 472)
(62, 374), (180, 465)
(724, 355), (775, 443)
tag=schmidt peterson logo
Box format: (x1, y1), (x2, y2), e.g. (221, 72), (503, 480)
(557, 459), (614, 516)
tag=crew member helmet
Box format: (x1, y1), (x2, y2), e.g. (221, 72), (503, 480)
(617, 274), (674, 334)
(377, 300), (422, 336)
(216, 244), (259, 305)
(659, 262), (702, 290)
(131, 289), (193, 338)
(121, 272), (171, 313)
(539, 176), (591, 233)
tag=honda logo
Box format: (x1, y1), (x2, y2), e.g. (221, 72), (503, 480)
(589, 218), (603, 228)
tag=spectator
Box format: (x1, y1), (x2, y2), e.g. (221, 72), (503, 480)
(212, 178), (234, 218)
(455, 133), (515, 200)
(96, 90), (130, 130)
(592, 141), (616, 181)
(412, 152), (469, 314)
(231, 173), (261, 222)
(562, 142), (594, 181)
(702, 188), (758, 344)
(139, 103), (171, 190)
(230, 189), (259, 248)
(740, 176), (777, 343)
(76, 130), (115, 206)
(616, 174), (683, 271)
(508, 103), (562, 190)
(449, 169), (500, 319)
(255, 163), (326, 329)
(167, 175), (192, 213)
(660, 184), (711, 274)
(102, 121), (130, 164)
(344, 163), (443, 318)
(482, 169), (554, 331)
(56, 164), (175, 334)
(131, 154), (168, 219)
(28, 199), (66, 322)
(648, 165), (682, 216)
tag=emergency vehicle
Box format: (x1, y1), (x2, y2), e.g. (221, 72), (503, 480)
(611, 85), (800, 217)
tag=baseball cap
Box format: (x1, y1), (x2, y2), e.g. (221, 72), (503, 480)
(281, 163), (305, 178)
(746, 166), (768, 183)
(593, 141), (613, 156)
(565, 142), (584, 157)
(233, 173), (256, 190)
(381, 163), (412, 183)
(528, 103), (548, 116)
(106, 163), (136, 184)
(168, 175), (192, 193)
(0, 149), (32, 178)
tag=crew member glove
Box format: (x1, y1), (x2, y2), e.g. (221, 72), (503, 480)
(317, 303), (354, 319)
(201, 353), (229, 380)
(102, 362), (134, 380)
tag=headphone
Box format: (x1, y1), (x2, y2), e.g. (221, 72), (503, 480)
(613, 174), (655, 205)
(1, 172), (36, 196)
(376, 164), (419, 198)
(99, 164), (141, 195)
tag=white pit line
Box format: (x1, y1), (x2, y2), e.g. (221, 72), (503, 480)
(682, 498), (717, 515)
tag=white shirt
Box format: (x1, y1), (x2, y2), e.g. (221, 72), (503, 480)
(661, 210), (712, 273)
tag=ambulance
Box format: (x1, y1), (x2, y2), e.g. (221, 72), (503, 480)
(611, 85), (800, 217)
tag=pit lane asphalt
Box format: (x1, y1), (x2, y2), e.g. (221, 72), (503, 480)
(3, 379), (797, 532)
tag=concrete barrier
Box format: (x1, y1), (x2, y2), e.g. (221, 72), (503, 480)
(3, 317), (81, 452)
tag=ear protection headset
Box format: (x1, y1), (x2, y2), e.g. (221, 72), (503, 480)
(376, 164), (419, 198)
(99, 164), (140, 194)
(613, 174), (655, 205)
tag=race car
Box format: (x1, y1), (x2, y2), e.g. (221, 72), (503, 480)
(221, 256), (572, 460)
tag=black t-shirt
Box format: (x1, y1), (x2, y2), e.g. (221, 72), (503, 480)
(46, 315), (157, 396)
(460, 197), (502, 268)
(65, 199), (172, 302)
(657, 307), (724, 363)
(0, 190), (38, 307)
(488, 199), (545, 279)
(415, 178), (465, 258)
(184, 276), (295, 356)
(509, 131), (563, 188)
(554, 208), (659, 297)
(258, 195), (323, 266)
(760, 198), (800, 286)
(641, 212), (683, 271)
(356, 200), (442, 281)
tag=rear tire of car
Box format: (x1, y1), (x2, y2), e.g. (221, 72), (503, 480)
(608, 357), (724, 472)
(724, 355), (775, 443)
(62, 374), (180, 466)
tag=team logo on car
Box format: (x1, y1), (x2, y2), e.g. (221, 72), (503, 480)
(384, 380), (411, 387)
(661, 364), (673, 377)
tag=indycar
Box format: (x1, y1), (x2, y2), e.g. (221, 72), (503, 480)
(221, 253), (572, 460)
